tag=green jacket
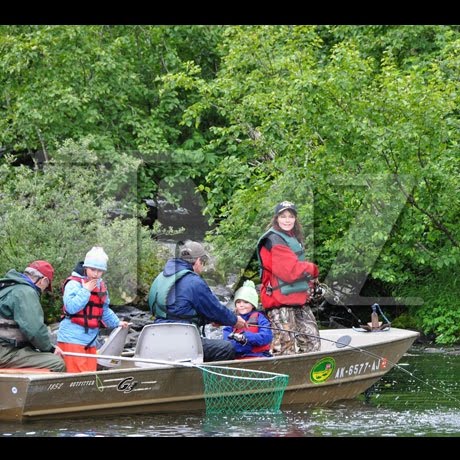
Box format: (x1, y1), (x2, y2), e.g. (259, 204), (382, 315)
(0, 269), (53, 351)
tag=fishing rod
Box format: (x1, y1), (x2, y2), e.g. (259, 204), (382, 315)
(246, 325), (353, 349)
(257, 324), (460, 405)
(307, 287), (456, 401)
(313, 283), (364, 327)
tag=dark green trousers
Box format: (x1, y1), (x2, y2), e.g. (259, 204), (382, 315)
(0, 344), (66, 372)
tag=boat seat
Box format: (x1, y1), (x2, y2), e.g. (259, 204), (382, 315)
(97, 326), (130, 369)
(134, 323), (203, 368)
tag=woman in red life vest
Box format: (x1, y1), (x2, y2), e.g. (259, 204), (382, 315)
(57, 246), (129, 372)
(257, 201), (320, 356)
(223, 280), (272, 359)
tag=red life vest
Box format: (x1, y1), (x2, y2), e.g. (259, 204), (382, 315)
(62, 276), (106, 331)
(235, 311), (271, 354)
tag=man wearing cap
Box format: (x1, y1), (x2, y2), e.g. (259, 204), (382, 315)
(257, 201), (321, 355)
(0, 261), (66, 372)
(148, 240), (247, 362)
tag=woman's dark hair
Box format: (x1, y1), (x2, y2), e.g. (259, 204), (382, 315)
(266, 211), (304, 242)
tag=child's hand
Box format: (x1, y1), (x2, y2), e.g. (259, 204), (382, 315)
(229, 332), (248, 345)
(234, 316), (247, 330)
(83, 278), (98, 291)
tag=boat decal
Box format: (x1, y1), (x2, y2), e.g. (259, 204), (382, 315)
(91, 378), (158, 392)
(310, 357), (335, 384)
(11, 386), (18, 394)
(69, 380), (95, 388)
(95, 374), (104, 392)
(334, 357), (388, 379)
(131, 387), (155, 392)
(117, 376), (139, 393)
(47, 382), (64, 391)
(40, 375), (159, 394)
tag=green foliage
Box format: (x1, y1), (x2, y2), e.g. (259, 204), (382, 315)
(1, 25), (459, 344)
(185, 27), (459, 266)
(137, 221), (177, 306)
(390, 312), (419, 331)
(394, 269), (460, 345)
(316, 25), (458, 68)
(0, 143), (171, 319)
(181, 25), (460, 342)
(0, 25), (224, 202)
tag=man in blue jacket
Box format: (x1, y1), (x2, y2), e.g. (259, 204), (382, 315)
(148, 241), (246, 362)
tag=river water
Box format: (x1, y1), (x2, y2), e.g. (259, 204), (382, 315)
(1, 347), (459, 437)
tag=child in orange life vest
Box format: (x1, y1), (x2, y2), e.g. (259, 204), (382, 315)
(57, 247), (129, 373)
(223, 280), (273, 359)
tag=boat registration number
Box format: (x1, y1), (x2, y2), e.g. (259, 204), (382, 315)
(335, 358), (388, 379)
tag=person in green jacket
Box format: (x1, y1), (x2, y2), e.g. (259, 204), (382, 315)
(0, 260), (66, 372)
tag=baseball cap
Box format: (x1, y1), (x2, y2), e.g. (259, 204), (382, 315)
(179, 240), (210, 263)
(274, 201), (297, 216)
(27, 260), (54, 291)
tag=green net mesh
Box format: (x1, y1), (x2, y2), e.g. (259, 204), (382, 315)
(200, 365), (289, 414)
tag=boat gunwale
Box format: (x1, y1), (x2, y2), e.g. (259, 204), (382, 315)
(0, 327), (419, 422)
(0, 327), (419, 381)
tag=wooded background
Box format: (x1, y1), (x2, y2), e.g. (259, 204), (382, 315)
(0, 26), (458, 343)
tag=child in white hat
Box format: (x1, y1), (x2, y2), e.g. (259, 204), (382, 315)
(223, 280), (273, 359)
(57, 246), (129, 372)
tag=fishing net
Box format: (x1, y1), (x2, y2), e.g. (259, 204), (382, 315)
(200, 365), (289, 414)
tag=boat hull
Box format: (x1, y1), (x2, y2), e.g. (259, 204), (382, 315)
(0, 327), (419, 422)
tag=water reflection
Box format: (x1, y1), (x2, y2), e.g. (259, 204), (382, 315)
(202, 412), (310, 437)
(1, 348), (459, 437)
(369, 350), (460, 410)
